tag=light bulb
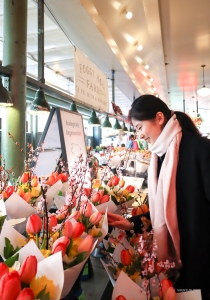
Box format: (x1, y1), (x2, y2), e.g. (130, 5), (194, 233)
(149, 77), (153, 82)
(153, 87), (156, 91)
(137, 44), (143, 51)
(145, 65), (149, 69)
(155, 94), (159, 97)
(126, 11), (132, 19)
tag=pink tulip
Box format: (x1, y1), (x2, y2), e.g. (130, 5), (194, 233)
(19, 256), (37, 284)
(59, 205), (70, 219)
(78, 235), (93, 254)
(62, 220), (73, 238)
(48, 215), (58, 232)
(26, 214), (42, 234)
(89, 211), (102, 225)
(0, 270), (21, 300)
(0, 263), (9, 279)
(72, 222), (85, 238)
(52, 236), (70, 257)
(163, 287), (176, 300)
(80, 201), (92, 217)
(16, 288), (35, 300)
(91, 192), (101, 203)
(100, 195), (110, 204)
(70, 211), (80, 220)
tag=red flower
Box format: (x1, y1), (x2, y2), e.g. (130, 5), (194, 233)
(125, 185), (135, 193)
(0, 271), (21, 300)
(31, 177), (38, 187)
(112, 176), (120, 186)
(89, 211), (102, 225)
(52, 236), (70, 257)
(72, 222), (85, 238)
(100, 195), (110, 204)
(21, 172), (30, 183)
(120, 249), (132, 266)
(5, 186), (14, 197)
(16, 288), (34, 300)
(26, 214), (42, 234)
(116, 296), (126, 300)
(48, 215), (58, 232)
(78, 235), (93, 254)
(19, 256), (37, 284)
(83, 188), (92, 198)
(0, 263), (9, 279)
(62, 220), (73, 238)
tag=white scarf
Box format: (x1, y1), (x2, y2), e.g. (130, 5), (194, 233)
(148, 114), (182, 262)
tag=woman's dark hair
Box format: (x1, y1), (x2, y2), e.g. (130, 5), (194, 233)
(129, 94), (200, 135)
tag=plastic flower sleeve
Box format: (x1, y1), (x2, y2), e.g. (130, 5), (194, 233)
(95, 197), (118, 213)
(176, 290), (201, 300)
(61, 240), (98, 298)
(0, 199), (6, 216)
(16, 240), (45, 264)
(36, 251), (64, 300)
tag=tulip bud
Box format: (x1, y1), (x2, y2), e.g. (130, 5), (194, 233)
(61, 173), (68, 182)
(62, 220), (73, 238)
(91, 193), (100, 203)
(5, 186), (14, 197)
(16, 288), (34, 300)
(119, 179), (125, 188)
(26, 214), (42, 234)
(52, 236), (70, 257)
(98, 190), (104, 199)
(16, 187), (25, 198)
(80, 201), (92, 217)
(112, 176), (120, 186)
(45, 175), (55, 186)
(70, 211), (80, 221)
(120, 249), (132, 266)
(72, 222), (85, 238)
(107, 179), (113, 187)
(83, 188), (91, 198)
(0, 263), (9, 279)
(163, 286), (176, 300)
(31, 177), (38, 187)
(116, 296), (126, 300)
(78, 235), (93, 254)
(158, 279), (173, 298)
(21, 172), (30, 183)
(19, 256), (37, 284)
(100, 195), (110, 204)
(23, 192), (31, 203)
(0, 271), (21, 300)
(89, 211), (102, 225)
(48, 215), (58, 232)
(59, 205), (70, 219)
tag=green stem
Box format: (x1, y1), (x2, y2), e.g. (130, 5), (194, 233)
(36, 233), (39, 248)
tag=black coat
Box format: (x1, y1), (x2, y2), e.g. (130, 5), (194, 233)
(130, 131), (210, 299)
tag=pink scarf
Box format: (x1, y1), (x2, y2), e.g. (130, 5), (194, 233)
(148, 114), (182, 262)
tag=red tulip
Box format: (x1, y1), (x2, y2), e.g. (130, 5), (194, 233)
(48, 215), (58, 232)
(83, 188), (91, 198)
(70, 211), (80, 221)
(31, 177), (38, 187)
(16, 288), (35, 300)
(80, 201), (92, 217)
(62, 220), (73, 238)
(100, 195), (110, 204)
(72, 222), (85, 238)
(19, 256), (37, 284)
(98, 190), (104, 199)
(112, 176), (120, 186)
(0, 263), (9, 279)
(120, 249), (132, 266)
(45, 175), (55, 186)
(91, 193), (100, 203)
(59, 205), (70, 219)
(159, 279), (173, 298)
(52, 236), (70, 257)
(0, 270), (21, 300)
(5, 186), (14, 197)
(163, 286), (176, 300)
(61, 173), (68, 182)
(26, 214), (42, 234)
(89, 211), (102, 225)
(125, 185), (135, 193)
(21, 172), (30, 183)
(107, 179), (113, 187)
(116, 296), (126, 300)
(78, 235), (93, 254)
(23, 192), (31, 203)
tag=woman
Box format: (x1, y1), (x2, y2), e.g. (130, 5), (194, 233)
(107, 95), (210, 299)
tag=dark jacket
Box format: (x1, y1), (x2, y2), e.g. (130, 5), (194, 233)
(130, 131), (210, 299)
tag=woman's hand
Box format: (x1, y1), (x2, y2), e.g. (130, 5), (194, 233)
(107, 212), (132, 231)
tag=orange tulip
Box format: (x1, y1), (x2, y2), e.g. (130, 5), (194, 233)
(2, 191), (8, 200)
(26, 214), (42, 234)
(100, 195), (110, 204)
(120, 249), (132, 266)
(19, 256), (37, 284)
(89, 211), (102, 225)
(72, 222), (85, 238)
(16, 187), (25, 198)
(48, 215), (58, 232)
(16, 288), (34, 300)
(45, 175), (55, 186)
(0, 263), (9, 279)
(78, 235), (93, 254)
(0, 270), (21, 300)
(80, 201), (92, 217)
(119, 179), (125, 188)
(62, 220), (73, 238)
(23, 192), (31, 203)
(70, 211), (80, 221)
(31, 177), (38, 187)
(52, 236), (70, 257)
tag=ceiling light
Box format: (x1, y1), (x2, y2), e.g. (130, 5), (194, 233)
(197, 65), (210, 97)
(102, 115), (112, 129)
(113, 119), (122, 130)
(0, 77), (13, 106)
(122, 122), (129, 132)
(125, 11), (132, 19)
(88, 109), (100, 126)
(27, 88), (50, 115)
(137, 44), (143, 51)
(69, 101), (78, 113)
(145, 65), (149, 70)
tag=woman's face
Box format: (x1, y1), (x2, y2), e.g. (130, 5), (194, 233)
(132, 112), (165, 146)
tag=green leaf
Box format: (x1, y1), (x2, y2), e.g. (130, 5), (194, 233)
(111, 195), (118, 205)
(67, 252), (87, 268)
(66, 238), (73, 254)
(36, 285), (50, 300)
(4, 253), (19, 267)
(0, 215), (7, 231)
(57, 190), (63, 196)
(107, 265), (116, 275)
(4, 237), (20, 259)
(127, 195), (134, 201)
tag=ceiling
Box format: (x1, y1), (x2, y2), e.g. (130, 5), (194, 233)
(1, 0), (210, 121)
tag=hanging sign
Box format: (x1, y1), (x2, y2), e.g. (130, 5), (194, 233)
(74, 47), (109, 112)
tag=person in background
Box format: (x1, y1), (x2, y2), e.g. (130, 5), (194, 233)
(125, 134), (134, 148)
(107, 94), (210, 299)
(121, 143), (125, 147)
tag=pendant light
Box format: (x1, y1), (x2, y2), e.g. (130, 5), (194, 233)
(113, 119), (121, 130)
(0, 77), (13, 106)
(197, 65), (210, 97)
(102, 114), (112, 129)
(28, 88), (50, 114)
(69, 101), (78, 112)
(122, 122), (128, 132)
(88, 109), (100, 126)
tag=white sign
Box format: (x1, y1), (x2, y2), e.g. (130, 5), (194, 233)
(74, 47), (109, 112)
(59, 110), (87, 167)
